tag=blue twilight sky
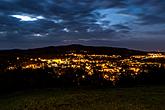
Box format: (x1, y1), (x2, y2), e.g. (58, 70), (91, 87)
(0, 0), (165, 51)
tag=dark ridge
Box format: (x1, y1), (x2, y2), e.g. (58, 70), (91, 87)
(0, 44), (147, 58)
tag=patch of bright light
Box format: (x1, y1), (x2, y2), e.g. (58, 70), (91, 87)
(33, 34), (43, 37)
(11, 15), (37, 21)
(0, 31), (7, 34)
(10, 15), (45, 21)
(63, 28), (70, 32)
(36, 16), (45, 19)
(74, 30), (79, 33)
(51, 19), (63, 23)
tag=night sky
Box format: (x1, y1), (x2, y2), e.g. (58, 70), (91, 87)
(0, 0), (165, 51)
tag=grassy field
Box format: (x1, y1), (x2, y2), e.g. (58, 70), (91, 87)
(0, 86), (165, 110)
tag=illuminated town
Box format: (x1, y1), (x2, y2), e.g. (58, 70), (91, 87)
(3, 52), (165, 85)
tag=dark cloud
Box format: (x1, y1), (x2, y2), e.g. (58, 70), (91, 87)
(112, 24), (131, 30)
(132, 0), (165, 25)
(139, 15), (165, 25)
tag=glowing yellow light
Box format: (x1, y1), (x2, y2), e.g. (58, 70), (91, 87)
(104, 74), (109, 80)
(82, 75), (85, 79)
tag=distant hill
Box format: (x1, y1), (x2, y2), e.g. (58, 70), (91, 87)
(0, 44), (147, 58)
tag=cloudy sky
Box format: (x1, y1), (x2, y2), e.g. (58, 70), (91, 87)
(0, 0), (165, 51)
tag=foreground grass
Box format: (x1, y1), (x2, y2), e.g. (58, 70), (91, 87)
(0, 86), (165, 110)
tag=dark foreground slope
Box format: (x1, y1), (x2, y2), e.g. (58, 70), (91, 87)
(0, 86), (165, 110)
